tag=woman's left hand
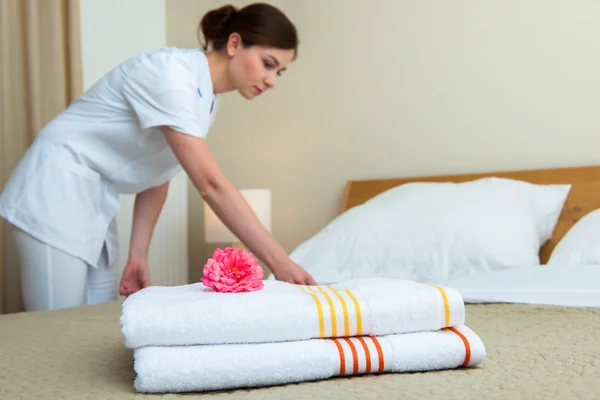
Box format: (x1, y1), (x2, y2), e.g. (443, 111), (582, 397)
(119, 258), (151, 297)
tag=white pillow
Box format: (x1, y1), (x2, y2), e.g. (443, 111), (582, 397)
(548, 208), (600, 265)
(290, 177), (570, 285)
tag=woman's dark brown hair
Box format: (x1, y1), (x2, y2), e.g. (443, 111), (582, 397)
(199, 3), (298, 58)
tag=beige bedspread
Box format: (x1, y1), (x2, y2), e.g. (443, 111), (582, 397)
(1, 300), (598, 399)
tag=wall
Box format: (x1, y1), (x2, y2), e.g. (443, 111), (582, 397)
(80, 0), (166, 91)
(80, 0), (189, 289)
(166, 0), (600, 280)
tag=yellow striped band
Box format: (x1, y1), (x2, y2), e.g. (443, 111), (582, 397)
(296, 284), (363, 338)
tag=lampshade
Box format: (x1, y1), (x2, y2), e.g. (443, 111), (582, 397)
(204, 188), (272, 243)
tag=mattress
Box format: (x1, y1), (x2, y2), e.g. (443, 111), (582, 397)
(1, 300), (598, 399)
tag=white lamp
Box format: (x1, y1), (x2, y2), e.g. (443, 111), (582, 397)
(204, 188), (272, 249)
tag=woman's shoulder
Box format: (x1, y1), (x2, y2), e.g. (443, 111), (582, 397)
(125, 47), (206, 70)
(119, 47), (209, 84)
(136, 46), (204, 60)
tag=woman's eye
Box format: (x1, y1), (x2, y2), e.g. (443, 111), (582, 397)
(263, 60), (282, 76)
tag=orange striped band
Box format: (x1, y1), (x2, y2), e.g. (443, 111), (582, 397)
(356, 337), (372, 373)
(370, 336), (385, 373)
(448, 327), (471, 367)
(331, 338), (346, 376)
(332, 336), (385, 376)
(342, 338), (359, 374)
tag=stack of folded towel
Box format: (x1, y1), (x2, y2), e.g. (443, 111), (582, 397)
(120, 277), (486, 393)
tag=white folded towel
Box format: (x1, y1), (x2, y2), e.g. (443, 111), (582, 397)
(121, 278), (465, 348)
(133, 325), (485, 393)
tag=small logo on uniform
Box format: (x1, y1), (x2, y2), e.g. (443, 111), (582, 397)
(197, 88), (203, 98)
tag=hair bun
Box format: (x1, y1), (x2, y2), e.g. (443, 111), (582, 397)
(197, 3), (298, 55)
(199, 5), (238, 50)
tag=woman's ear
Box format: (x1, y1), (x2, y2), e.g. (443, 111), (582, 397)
(226, 33), (242, 57)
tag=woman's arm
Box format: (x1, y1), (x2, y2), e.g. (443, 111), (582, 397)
(119, 181), (170, 296)
(161, 126), (317, 285)
(127, 181), (170, 262)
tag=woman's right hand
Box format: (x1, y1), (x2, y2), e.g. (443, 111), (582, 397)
(119, 258), (151, 297)
(271, 259), (318, 285)
(162, 127), (315, 285)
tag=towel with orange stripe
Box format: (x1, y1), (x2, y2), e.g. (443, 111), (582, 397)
(121, 277), (465, 348)
(122, 277), (486, 393)
(132, 324), (485, 393)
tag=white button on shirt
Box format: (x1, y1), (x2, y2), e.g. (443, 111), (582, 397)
(0, 47), (219, 268)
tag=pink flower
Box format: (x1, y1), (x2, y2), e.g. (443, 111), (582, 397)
(201, 247), (264, 293)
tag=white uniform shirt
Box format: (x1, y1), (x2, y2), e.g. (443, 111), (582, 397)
(0, 47), (219, 268)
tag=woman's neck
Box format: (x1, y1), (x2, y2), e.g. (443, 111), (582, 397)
(205, 51), (233, 94)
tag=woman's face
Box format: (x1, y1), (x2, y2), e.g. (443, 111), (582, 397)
(226, 34), (295, 99)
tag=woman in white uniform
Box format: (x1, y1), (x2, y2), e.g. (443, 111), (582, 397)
(0, 3), (317, 311)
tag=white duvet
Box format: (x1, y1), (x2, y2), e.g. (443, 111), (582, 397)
(444, 264), (600, 308)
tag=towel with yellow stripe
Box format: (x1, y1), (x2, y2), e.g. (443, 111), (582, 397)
(120, 277), (465, 348)
(133, 324), (486, 393)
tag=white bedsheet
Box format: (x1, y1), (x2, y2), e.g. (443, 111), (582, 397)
(443, 264), (600, 307)
(271, 264), (600, 307)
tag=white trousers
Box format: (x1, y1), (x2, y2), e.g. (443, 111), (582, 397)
(12, 227), (118, 311)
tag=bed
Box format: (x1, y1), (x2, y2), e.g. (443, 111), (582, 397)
(2, 166), (600, 399)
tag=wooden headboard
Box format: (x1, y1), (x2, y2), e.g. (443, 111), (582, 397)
(341, 165), (600, 264)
